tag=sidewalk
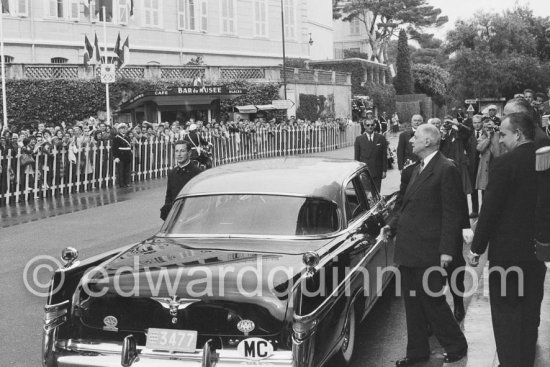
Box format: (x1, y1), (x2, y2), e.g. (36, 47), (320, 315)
(464, 261), (550, 366)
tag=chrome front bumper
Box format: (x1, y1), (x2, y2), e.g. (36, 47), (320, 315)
(44, 338), (294, 367)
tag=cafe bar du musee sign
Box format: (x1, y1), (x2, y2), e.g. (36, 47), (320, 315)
(125, 86), (246, 105)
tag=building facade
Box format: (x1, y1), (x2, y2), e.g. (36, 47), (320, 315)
(2, 0), (334, 66)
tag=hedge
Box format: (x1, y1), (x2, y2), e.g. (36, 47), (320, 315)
(0, 79), (282, 127)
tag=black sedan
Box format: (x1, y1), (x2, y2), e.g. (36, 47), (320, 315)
(42, 157), (398, 367)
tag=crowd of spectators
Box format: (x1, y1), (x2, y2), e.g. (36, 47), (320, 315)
(0, 115), (357, 202)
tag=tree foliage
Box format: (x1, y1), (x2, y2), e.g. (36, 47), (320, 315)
(394, 29), (414, 94)
(333, 0), (447, 63)
(412, 64), (449, 105)
(445, 5), (550, 102)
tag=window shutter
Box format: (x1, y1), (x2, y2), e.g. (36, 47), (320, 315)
(69, 0), (80, 21)
(119, 0), (128, 24)
(200, 0), (207, 32)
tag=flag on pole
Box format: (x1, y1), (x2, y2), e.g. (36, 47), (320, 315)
(94, 33), (102, 63)
(119, 36), (130, 68)
(113, 32), (122, 66)
(1, 0), (10, 14)
(83, 35), (95, 66)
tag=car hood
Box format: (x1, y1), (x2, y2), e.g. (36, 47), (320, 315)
(76, 237), (332, 339)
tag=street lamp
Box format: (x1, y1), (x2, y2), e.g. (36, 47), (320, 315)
(280, 0), (287, 100)
(308, 33), (314, 46)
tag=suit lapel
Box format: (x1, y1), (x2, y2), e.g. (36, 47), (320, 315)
(402, 152), (440, 207)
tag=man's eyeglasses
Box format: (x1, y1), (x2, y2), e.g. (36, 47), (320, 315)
(365, 124), (375, 127)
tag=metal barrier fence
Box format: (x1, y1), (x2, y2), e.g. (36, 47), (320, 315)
(0, 124), (361, 206)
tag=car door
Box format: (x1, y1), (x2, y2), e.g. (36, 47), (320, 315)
(354, 170), (388, 313)
(309, 174), (374, 366)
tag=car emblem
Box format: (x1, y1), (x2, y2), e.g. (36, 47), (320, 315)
(103, 315), (118, 331)
(237, 320), (255, 336)
(151, 296), (200, 324)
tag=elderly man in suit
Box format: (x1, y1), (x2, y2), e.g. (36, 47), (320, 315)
(354, 118), (387, 192)
(384, 124), (468, 366)
(396, 114), (423, 171)
(468, 113), (547, 367)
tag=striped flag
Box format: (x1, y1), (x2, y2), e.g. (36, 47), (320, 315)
(94, 33), (102, 63)
(83, 35), (95, 66)
(113, 33), (122, 66)
(119, 36), (130, 68)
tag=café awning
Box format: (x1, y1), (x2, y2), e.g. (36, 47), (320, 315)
(235, 105), (257, 113)
(255, 104), (277, 111)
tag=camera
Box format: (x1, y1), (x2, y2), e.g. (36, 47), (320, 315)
(487, 126), (499, 133)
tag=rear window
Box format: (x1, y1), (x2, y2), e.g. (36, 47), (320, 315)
(162, 194), (340, 236)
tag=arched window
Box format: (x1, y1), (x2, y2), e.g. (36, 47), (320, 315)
(51, 57), (69, 64)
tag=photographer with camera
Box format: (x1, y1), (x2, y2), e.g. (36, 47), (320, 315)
(440, 116), (474, 196)
(474, 117), (504, 207)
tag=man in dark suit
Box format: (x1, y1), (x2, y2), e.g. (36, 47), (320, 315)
(468, 113), (547, 367)
(396, 114), (422, 171)
(354, 119), (387, 192)
(160, 140), (202, 221)
(384, 124), (468, 366)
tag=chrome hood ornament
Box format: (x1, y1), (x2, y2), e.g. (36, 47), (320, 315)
(150, 296), (200, 324)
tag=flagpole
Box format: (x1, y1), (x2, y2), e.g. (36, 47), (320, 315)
(102, 6), (110, 126)
(0, 10), (8, 133)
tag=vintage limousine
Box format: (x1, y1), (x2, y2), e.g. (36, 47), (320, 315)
(43, 157), (398, 367)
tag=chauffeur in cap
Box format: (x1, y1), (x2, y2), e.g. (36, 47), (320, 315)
(160, 140), (202, 221)
(112, 123), (133, 188)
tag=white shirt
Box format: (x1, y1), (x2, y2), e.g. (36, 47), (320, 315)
(421, 150), (438, 172)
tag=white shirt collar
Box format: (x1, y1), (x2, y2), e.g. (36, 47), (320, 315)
(422, 150), (438, 168)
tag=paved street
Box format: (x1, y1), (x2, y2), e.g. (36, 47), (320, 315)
(1, 135), (549, 367)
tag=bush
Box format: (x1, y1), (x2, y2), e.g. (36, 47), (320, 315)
(0, 79), (282, 126)
(357, 83), (397, 115)
(412, 64), (450, 106)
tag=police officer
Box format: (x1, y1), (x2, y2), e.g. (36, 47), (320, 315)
(160, 140), (202, 221)
(112, 123), (132, 188)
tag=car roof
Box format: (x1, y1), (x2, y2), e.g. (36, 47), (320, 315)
(178, 157), (365, 204)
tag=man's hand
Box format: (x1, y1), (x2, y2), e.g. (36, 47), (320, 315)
(440, 254), (453, 268)
(467, 250), (480, 267)
(379, 225), (392, 242)
(382, 171), (387, 179)
(114, 158), (120, 164)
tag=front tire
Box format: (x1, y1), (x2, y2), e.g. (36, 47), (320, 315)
(332, 304), (357, 365)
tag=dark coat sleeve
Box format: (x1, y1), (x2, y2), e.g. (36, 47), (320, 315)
(439, 162), (466, 257)
(471, 156), (510, 255)
(382, 135), (388, 173)
(354, 136), (361, 161)
(396, 133), (405, 170)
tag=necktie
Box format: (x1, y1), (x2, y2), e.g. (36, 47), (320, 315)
(419, 160), (425, 174)
(476, 131), (480, 139)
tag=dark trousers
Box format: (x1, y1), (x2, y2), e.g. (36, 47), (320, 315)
(489, 261), (546, 367)
(117, 159), (132, 187)
(447, 254), (466, 308)
(401, 266), (468, 358)
(471, 190), (480, 213)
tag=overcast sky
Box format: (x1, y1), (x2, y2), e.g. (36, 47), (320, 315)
(429, 0), (550, 38)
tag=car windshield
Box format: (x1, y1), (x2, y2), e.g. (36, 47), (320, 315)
(162, 194), (340, 236)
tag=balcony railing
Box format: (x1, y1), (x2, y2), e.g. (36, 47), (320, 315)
(2, 64), (350, 85)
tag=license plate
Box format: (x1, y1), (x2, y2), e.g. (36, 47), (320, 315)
(146, 328), (197, 353)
